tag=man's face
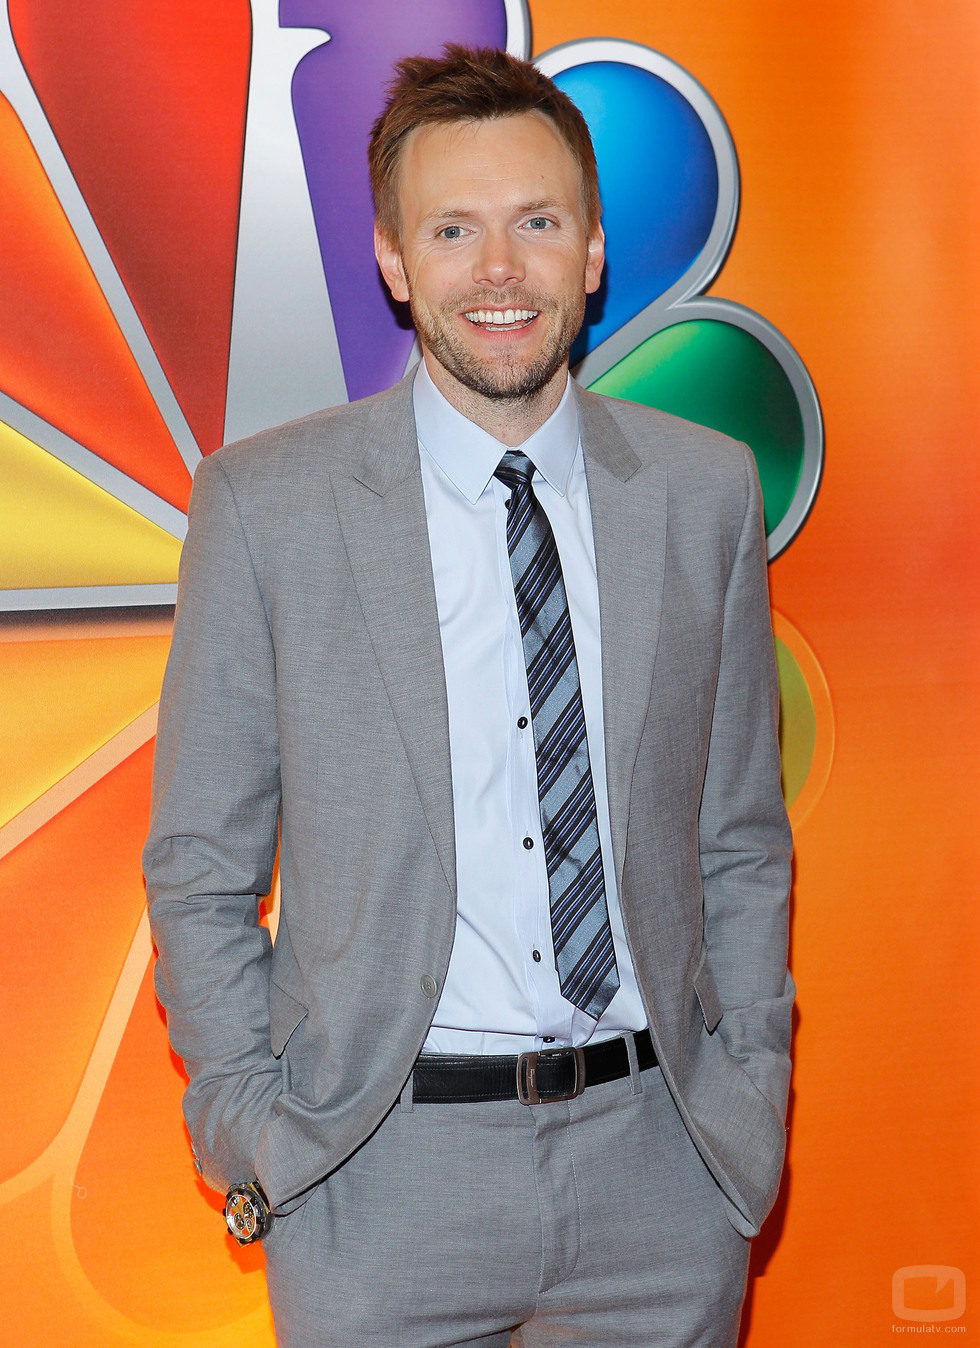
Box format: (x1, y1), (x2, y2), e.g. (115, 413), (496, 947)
(375, 112), (604, 416)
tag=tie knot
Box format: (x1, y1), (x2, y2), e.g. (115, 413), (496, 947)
(494, 452), (535, 492)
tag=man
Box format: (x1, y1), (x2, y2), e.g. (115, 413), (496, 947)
(144, 44), (793, 1347)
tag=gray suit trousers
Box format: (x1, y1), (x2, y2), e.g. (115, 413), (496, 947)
(263, 1051), (750, 1347)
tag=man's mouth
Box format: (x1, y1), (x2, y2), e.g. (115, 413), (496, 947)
(463, 308), (539, 330)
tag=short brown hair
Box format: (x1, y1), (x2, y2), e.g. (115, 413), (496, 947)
(369, 44), (600, 241)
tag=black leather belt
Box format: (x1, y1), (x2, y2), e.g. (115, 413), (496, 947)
(412, 1028), (656, 1105)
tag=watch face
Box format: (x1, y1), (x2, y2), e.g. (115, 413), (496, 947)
(225, 1191), (259, 1241)
(224, 1182), (270, 1244)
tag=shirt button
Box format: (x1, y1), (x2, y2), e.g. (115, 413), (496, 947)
(420, 974), (438, 997)
(523, 837), (534, 850)
(543, 1036), (555, 1043)
(532, 949), (542, 963)
(517, 716), (528, 729)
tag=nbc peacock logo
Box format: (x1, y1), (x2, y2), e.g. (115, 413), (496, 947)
(0, 2), (830, 1339)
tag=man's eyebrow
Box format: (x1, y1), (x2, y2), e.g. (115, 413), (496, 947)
(421, 209), (471, 224)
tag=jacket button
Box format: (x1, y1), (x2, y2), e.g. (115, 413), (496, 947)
(420, 974), (438, 997)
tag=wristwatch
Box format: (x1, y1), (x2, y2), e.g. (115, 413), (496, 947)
(223, 1180), (271, 1244)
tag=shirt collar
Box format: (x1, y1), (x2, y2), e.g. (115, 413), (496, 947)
(413, 359), (580, 504)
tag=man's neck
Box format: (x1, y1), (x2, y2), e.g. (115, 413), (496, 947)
(421, 352), (569, 447)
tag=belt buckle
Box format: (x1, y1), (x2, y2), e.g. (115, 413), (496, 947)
(516, 1046), (586, 1105)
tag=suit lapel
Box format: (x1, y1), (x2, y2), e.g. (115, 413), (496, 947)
(330, 378), (456, 899)
(577, 387), (667, 891)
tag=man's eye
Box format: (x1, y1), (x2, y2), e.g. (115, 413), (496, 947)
(525, 217), (551, 230)
(440, 225), (465, 240)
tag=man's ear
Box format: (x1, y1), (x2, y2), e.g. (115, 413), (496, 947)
(585, 222), (605, 296)
(375, 225), (409, 303)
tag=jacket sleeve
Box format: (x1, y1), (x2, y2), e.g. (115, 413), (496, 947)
(698, 444), (795, 1123)
(143, 451), (283, 1195)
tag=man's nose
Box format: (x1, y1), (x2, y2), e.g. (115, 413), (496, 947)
(472, 228), (525, 288)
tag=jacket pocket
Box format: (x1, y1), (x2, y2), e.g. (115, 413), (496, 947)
(269, 979), (309, 1057)
(693, 950), (724, 1033)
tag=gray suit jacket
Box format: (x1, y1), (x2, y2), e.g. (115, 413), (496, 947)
(144, 372), (793, 1238)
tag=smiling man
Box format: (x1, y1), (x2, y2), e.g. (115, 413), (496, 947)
(145, 45), (793, 1347)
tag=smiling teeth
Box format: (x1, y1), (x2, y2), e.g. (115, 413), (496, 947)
(465, 308), (538, 326)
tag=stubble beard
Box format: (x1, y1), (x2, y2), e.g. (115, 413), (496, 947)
(409, 288), (586, 406)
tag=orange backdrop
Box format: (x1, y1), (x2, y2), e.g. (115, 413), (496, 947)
(1, 1), (977, 1343)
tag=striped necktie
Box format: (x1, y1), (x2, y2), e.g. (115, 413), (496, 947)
(495, 451), (619, 1020)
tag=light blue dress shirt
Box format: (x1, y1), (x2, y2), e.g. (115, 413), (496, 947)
(414, 362), (648, 1055)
